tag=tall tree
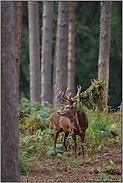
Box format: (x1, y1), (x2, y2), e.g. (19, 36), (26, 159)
(41, 1), (53, 106)
(28, 1), (40, 103)
(68, 1), (75, 97)
(98, 1), (112, 106)
(1, 1), (20, 181)
(53, 2), (69, 107)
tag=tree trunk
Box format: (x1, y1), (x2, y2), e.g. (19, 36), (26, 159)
(41, 1), (53, 106)
(1, 2), (20, 181)
(98, 1), (112, 106)
(53, 2), (69, 107)
(18, 1), (22, 86)
(14, 2), (19, 102)
(68, 1), (75, 97)
(28, 1), (41, 103)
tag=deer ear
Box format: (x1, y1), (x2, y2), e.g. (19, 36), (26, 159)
(73, 102), (77, 108)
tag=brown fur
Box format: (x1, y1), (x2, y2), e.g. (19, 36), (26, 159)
(50, 105), (88, 159)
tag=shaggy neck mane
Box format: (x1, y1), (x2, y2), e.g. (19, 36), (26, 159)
(70, 106), (83, 135)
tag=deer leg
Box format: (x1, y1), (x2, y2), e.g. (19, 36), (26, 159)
(62, 132), (69, 155)
(80, 133), (85, 158)
(72, 133), (77, 159)
(61, 132), (65, 143)
(53, 130), (59, 155)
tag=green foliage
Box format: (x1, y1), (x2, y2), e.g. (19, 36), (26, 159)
(96, 173), (109, 182)
(19, 160), (27, 175)
(19, 98), (31, 117)
(57, 153), (77, 168)
(19, 98), (52, 134)
(45, 144), (64, 157)
(35, 161), (54, 172)
(78, 78), (108, 111)
(55, 173), (63, 180)
(84, 105), (122, 155)
(88, 110), (112, 140)
(19, 98), (54, 174)
(89, 120), (111, 139)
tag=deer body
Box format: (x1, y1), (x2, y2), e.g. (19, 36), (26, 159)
(50, 112), (75, 155)
(50, 103), (88, 159)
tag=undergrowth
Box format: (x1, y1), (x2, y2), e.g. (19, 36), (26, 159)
(19, 98), (122, 181)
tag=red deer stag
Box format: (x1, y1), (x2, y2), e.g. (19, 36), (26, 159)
(50, 86), (88, 159)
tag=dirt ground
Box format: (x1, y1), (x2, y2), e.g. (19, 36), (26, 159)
(20, 147), (122, 182)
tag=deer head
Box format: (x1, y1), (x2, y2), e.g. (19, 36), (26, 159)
(56, 86), (81, 119)
(56, 101), (77, 119)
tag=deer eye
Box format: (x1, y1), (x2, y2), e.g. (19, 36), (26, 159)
(66, 106), (69, 109)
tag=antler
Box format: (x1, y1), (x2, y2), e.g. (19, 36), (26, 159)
(58, 85), (82, 103)
(58, 88), (73, 103)
(72, 85), (82, 101)
(58, 91), (68, 102)
(65, 88), (73, 102)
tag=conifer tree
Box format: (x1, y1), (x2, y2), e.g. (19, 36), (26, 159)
(53, 2), (69, 107)
(68, 1), (75, 97)
(41, 1), (53, 106)
(1, 2), (20, 181)
(98, 1), (112, 106)
(28, 1), (40, 103)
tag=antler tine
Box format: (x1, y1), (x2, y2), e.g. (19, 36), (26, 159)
(58, 88), (74, 103)
(65, 88), (73, 102)
(58, 91), (70, 102)
(65, 88), (69, 98)
(58, 91), (68, 102)
(76, 85), (81, 96)
(61, 91), (67, 100)
(58, 90), (62, 96)
(68, 92), (73, 102)
(71, 85), (82, 102)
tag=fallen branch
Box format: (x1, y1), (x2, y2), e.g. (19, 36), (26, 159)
(96, 153), (109, 159)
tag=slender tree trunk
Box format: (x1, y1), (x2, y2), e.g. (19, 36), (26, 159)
(1, 2), (20, 181)
(98, 1), (112, 106)
(53, 2), (69, 107)
(68, 1), (75, 97)
(52, 44), (57, 105)
(18, 1), (22, 86)
(41, 1), (53, 106)
(28, 1), (41, 103)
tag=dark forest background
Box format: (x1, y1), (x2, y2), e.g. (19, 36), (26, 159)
(19, 1), (122, 110)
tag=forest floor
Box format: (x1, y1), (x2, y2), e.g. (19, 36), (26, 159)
(20, 146), (122, 182)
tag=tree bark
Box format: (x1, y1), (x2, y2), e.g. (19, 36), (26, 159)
(18, 1), (22, 86)
(41, 1), (53, 106)
(28, 1), (41, 103)
(13, 1), (19, 103)
(1, 2), (20, 181)
(53, 2), (69, 107)
(98, 1), (112, 105)
(68, 1), (75, 97)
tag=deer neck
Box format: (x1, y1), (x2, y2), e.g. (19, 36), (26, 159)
(69, 110), (82, 135)
(70, 111), (78, 129)
(75, 108), (83, 135)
